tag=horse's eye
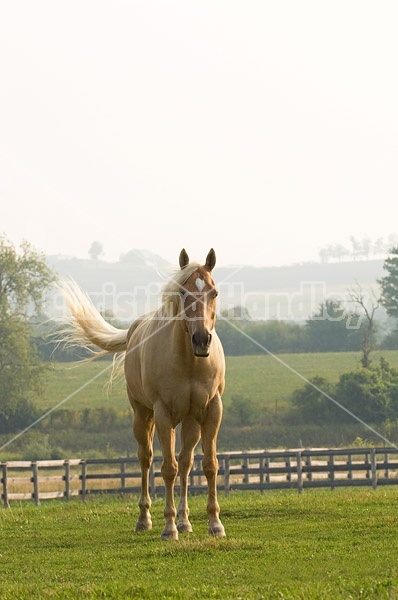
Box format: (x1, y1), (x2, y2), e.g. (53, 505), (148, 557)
(211, 289), (219, 299)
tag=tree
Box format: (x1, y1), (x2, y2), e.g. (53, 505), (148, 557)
(0, 237), (54, 433)
(387, 233), (398, 248)
(319, 247), (330, 264)
(88, 241), (103, 261)
(350, 236), (362, 260)
(379, 247), (398, 320)
(373, 237), (385, 257)
(331, 244), (349, 262)
(221, 305), (250, 320)
(304, 299), (363, 352)
(349, 285), (379, 368)
(361, 237), (372, 260)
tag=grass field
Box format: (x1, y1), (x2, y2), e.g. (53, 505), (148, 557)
(1, 489), (397, 599)
(41, 350), (398, 413)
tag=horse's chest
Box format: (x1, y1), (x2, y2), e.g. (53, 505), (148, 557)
(167, 379), (215, 422)
(190, 380), (213, 408)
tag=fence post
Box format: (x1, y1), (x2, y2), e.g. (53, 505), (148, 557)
(305, 454), (312, 481)
(370, 448), (378, 490)
(81, 460), (87, 502)
(329, 454), (335, 491)
(32, 462), (40, 506)
(242, 456), (249, 485)
(120, 461), (126, 493)
(64, 460), (70, 501)
(384, 451), (389, 479)
(265, 455), (270, 484)
(347, 453), (353, 480)
(296, 452), (303, 494)
(285, 455), (292, 483)
(259, 455), (264, 493)
(1, 463), (9, 508)
(365, 451), (371, 479)
(224, 455), (230, 495)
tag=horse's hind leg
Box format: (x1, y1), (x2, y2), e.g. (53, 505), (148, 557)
(132, 402), (155, 532)
(201, 394), (226, 537)
(177, 417), (201, 533)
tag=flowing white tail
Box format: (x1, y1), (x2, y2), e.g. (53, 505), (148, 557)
(57, 280), (128, 359)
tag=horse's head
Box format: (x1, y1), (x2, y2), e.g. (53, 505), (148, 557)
(179, 248), (218, 358)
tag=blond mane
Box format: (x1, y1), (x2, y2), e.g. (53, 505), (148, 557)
(161, 263), (201, 317)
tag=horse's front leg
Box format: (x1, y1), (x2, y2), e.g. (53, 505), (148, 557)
(201, 394), (226, 537)
(177, 416), (201, 533)
(154, 401), (178, 540)
(132, 402), (154, 532)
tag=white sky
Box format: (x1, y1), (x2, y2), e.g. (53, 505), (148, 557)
(1, 1), (398, 267)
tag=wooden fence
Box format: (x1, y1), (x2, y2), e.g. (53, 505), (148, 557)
(1, 447), (398, 507)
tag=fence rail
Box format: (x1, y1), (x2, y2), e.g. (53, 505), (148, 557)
(1, 447), (398, 507)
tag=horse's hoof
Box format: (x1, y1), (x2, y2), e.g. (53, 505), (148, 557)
(209, 524), (226, 538)
(161, 529), (178, 541)
(177, 521), (193, 533)
(136, 519), (152, 532)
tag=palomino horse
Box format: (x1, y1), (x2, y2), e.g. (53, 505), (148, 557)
(60, 249), (226, 539)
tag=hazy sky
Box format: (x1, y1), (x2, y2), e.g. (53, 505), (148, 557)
(1, 1), (398, 267)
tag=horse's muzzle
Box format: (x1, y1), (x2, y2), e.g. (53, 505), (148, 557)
(192, 332), (212, 358)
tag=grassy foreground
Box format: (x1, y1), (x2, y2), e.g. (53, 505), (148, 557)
(41, 350), (398, 413)
(1, 489), (397, 599)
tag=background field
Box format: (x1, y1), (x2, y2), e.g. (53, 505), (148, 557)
(1, 489), (397, 599)
(0, 349), (394, 459)
(41, 350), (398, 413)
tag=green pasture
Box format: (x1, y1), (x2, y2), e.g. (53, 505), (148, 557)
(1, 489), (397, 599)
(41, 350), (398, 413)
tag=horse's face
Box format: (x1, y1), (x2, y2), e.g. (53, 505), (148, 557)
(179, 249), (218, 358)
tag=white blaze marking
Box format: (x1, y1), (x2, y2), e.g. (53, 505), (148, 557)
(195, 277), (206, 292)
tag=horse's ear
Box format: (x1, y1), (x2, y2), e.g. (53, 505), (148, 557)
(179, 248), (190, 269)
(205, 248), (216, 271)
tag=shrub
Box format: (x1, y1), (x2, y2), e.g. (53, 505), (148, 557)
(288, 358), (398, 426)
(290, 377), (337, 424)
(22, 435), (53, 461)
(223, 395), (258, 427)
(0, 398), (39, 434)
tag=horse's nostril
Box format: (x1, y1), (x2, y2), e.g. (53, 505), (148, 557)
(192, 332), (212, 348)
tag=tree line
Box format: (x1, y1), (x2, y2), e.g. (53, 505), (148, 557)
(34, 299), (368, 361)
(216, 300), (398, 357)
(319, 233), (398, 263)
(35, 293), (398, 361)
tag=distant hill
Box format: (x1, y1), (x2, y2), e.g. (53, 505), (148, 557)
(216, 259), (384, 291)
(46, 253), (386, 322)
